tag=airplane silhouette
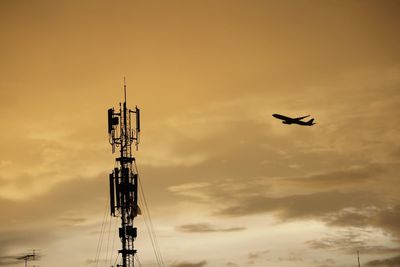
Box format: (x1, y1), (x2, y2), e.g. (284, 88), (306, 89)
(272, 114), (316, 126)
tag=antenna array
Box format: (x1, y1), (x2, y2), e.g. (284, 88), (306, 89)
(107, 81), (140, 267)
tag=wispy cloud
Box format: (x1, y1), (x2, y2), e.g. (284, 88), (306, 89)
(177, 223), (245, 233)
(169, 260), (207, 267)
(366, 255), (400, 267)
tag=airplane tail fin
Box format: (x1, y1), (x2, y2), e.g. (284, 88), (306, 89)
(308, 118), (315, 125)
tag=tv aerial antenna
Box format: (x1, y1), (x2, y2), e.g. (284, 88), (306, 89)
(17, 249), (39, 267)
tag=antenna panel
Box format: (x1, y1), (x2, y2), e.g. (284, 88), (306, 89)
(108, 108), (120, 134)
(136, 107), (140, 132)
(108, 108), (114, 133)
(109, 173), (115, 216)
(114, 168), (121, 208)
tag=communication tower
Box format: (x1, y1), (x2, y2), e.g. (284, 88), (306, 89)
(107, 80), (140, 267)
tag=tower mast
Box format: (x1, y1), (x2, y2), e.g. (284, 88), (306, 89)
(108, 80), (141, 267)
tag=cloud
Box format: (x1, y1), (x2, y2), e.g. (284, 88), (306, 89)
(0, 173), (106, 258)
(306, 230), (367, 252)
(0, 133), (109, 201)
(0, 255), (19, 266)
(165, 160), (400, 245)
(164, 155), (400, 251)
(325, 206), (400, 239)
(0, 228), (50, 266)
(278, 165), (383, 190)
(0, 2), (400, 267)
(247, 250), (269, 264)
(169, 260), (207, 267)
(0, 174), (106, 228)
(327, 210), (372, 228)
(306, 228), (400, 255)
(168, 183), (211, 201)
(248, 250), (269, 260)
(313, 258), (336, 267)
(366, 255), (400, 267)
(277, 252), (303, 262)
(177, 223), (245, 233)
(85, 259), (108, 265)
(215, 191), (379, 220)
(168, 183), (211, 192)
(58, 216), (87, 226)
(375, 206), (400, 238)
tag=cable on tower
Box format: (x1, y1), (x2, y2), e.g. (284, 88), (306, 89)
(134, 160), (164, 267)
(93, 195), (110, 267)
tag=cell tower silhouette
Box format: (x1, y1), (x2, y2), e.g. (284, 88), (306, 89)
(107, 79), (140, 267)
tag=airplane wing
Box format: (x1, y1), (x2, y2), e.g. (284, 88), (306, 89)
(294, 115), (310, 120)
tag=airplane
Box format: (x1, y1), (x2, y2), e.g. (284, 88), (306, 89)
(272, 113), (316, 126)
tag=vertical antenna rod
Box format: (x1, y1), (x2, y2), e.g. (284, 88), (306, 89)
(124, 77), (127, 103)
(107, 79), (141, 267)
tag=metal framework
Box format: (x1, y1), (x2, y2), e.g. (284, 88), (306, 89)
(108, 81), (140, 267)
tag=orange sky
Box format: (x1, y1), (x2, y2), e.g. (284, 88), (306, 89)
(1, 1), (400, 267)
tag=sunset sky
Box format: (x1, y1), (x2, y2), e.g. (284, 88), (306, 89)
(1, 1), (400, 267)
